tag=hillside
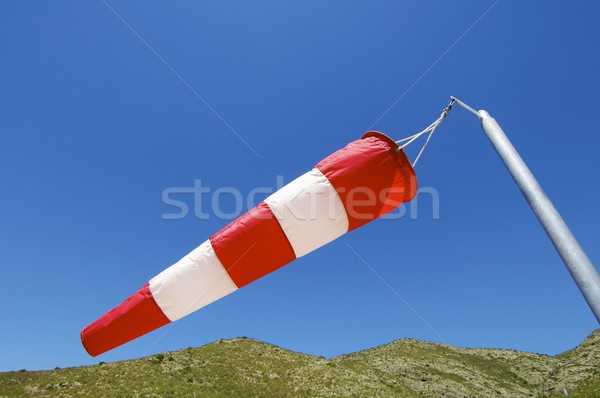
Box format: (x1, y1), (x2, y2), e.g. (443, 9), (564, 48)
(1, 330), (599, 397)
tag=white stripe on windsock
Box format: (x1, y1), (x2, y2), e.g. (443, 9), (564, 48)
(149, 240), (238, 321)
(265, 168), (349, 258)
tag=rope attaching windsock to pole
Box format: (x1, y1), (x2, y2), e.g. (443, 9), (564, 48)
(395, 98), (455, 167)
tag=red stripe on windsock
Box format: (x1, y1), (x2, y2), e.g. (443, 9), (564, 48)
(81, 282), (170, 357)
(316, 131), (417, 231)
(210, 201), (296, 288)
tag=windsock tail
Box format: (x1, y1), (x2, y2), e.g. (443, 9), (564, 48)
(81, 283), (170, 357)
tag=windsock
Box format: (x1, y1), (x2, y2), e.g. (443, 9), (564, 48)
(81, 131), (418, 356)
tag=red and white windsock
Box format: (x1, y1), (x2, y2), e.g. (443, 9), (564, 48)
(81, 132), (418, 356)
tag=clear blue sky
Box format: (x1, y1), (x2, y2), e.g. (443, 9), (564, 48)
(1, 1), (599, 371)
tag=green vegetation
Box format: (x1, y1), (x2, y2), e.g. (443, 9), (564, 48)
(1, 331), (598, 397)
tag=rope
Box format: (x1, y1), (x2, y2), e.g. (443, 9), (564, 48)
(395, 99), (455, 167)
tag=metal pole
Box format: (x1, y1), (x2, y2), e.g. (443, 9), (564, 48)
(452, 98), (600, 323)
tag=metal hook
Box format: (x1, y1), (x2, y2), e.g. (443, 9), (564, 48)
(441, 98), (456, 118)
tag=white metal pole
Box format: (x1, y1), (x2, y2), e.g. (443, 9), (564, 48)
(453, 98), (600, 323)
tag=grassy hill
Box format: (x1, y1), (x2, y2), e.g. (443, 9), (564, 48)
(1, 330), (599, 397)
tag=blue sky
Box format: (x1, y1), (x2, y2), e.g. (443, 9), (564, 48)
(1, 1), (599, 371)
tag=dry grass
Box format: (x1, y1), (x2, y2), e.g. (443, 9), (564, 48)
(1, 331), (599, 397)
